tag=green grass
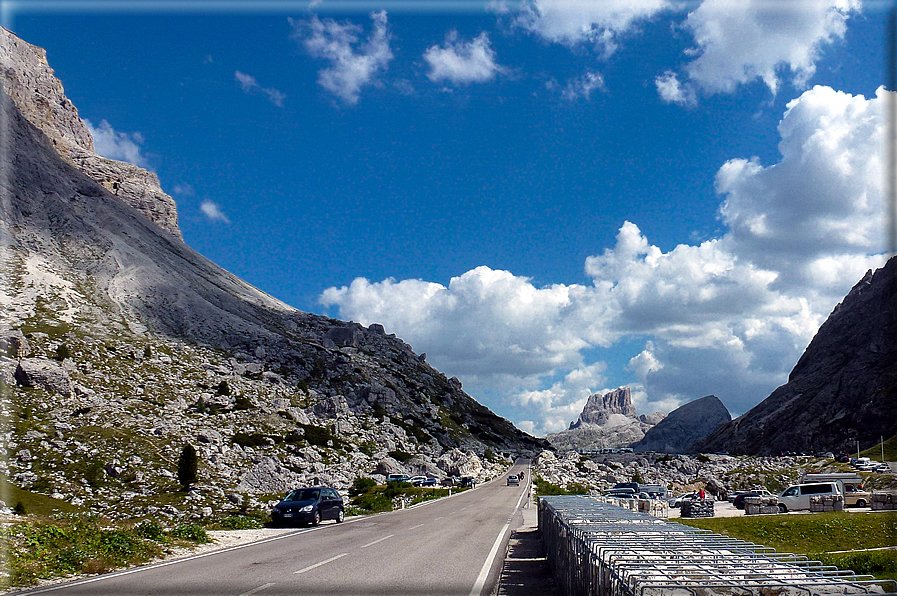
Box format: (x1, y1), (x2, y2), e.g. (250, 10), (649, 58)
(0, 476), (79, 517)
(676, 511), (897, 580)
(860, 435), (897, 462)
(533, 475), (589, 496)
(1, 514), (210, 588)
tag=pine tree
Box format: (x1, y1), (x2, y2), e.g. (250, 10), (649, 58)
(177, 443), (198, 489)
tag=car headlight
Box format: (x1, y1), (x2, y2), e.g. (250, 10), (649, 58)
(300, 504), (314, 513)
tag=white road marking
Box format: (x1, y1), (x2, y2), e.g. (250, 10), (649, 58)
(469, 521), (510, 596)
(360, 534), (394, 548)
(409, 523), (425, 530)
(238, 582), (275, 596)
(433, 516), (443, 520)
(294, 553), (349, 574)
(468, 472), (531, 596)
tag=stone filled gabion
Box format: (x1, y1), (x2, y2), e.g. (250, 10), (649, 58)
(680, 499), (714, 518)
(744, 495), (779, 515)
(871, 492), (897, 510)
(809, 494), (844, 512)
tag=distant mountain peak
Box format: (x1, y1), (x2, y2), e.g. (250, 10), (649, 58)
(569, 386), (637, 430)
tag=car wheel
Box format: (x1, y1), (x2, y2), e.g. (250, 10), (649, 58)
(311, 511), (321, 526)
(336, 509), (345, 523)
(856, 499), (867, 508)
(778, 504), (787, 513)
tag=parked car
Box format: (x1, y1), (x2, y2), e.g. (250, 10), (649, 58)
(460, 476), (476, 488)
(777, 482), (841, 512)
(271, 486), (344, 526)
(409, 475), (428, 487)
(422, 477), (438, 486)
(441, 476), (459, 487)
(507, 475), (520, 486)
(386, 474), (411, 483)
(732, 490), (773, 510)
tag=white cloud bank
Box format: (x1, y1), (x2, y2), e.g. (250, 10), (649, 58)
(321, 85), (888, 436)
(424, 31), (503, 85)
(235, 71), (286, 106)
(513, 0), (671, 54)
(292, 10), (393, 105)
(84, 119), (151, 169)
(658, 0), (861, 103)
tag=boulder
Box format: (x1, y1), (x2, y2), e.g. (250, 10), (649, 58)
(14, 358), (73, 398)
(0, 330), (29, 358)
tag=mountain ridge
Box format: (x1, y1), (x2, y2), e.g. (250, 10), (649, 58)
(0, 28), (545, 520)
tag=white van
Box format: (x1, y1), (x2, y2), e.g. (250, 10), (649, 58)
(777, 482), (842, 512)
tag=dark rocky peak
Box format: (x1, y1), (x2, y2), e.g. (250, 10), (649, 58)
(569, 387), (637, 429)
(632, 395), (731, 454)
(695, 256), (896, 455)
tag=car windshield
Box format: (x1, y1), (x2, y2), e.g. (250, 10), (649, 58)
(286, 489), (320, 502)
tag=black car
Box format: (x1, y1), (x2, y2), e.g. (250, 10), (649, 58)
(271, 486), (344, 526)
(732, 491), (761, 510)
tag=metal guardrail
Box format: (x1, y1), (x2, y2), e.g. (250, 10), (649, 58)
(539, 495), (897, 596)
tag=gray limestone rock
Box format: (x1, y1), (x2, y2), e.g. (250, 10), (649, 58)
(0, 329), (29, 358)
(632, 395), (731, 454)
(14, 358), (73, 398)
(569, 387), (637, 429)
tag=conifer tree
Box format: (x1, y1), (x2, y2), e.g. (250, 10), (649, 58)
(178, 443), (198, 488)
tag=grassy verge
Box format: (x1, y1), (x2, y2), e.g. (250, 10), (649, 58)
(348, 480), (460, 514)
(533, 475), (588, 496)
(1, 514), (210, 589)
(676, 511), (897, 580)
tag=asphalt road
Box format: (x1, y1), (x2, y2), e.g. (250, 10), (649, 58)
(21, 460), (533, 596)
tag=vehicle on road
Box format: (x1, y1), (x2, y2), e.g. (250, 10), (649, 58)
(507, 475), (519, 486)
(271, 486), (345, 526)
(777, 482), (841, 513)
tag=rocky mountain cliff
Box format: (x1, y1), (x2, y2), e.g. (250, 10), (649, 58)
(0, 28), (546, 520)
(545, 387), (666, 451)
(631, 395), (731, 454)
(696, 257), (897, 455)
(568, 387), (637, 429)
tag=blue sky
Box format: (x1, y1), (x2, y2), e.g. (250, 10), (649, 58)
(8, 0), (891, 435)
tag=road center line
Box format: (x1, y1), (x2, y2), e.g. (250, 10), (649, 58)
(238, 582), (275, 596)
(409, 523), (425, 530)
(294, 553), (349, 574)
(360, 534), (394, 548)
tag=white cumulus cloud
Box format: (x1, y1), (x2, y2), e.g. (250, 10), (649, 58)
(513, 0), (672, 54)
(663, 0), (860, 101)
(84, 119), (151, 169)
(424, 31), (503, 85)
(235, 71), (286, 107)
(320, 85), (889, 435)
(292, 10), (393, 105)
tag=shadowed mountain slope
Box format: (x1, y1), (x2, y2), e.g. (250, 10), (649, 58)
(695, 257), (896, 456)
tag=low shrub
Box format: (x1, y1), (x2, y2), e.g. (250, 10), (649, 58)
(218, 515), (263, 530)
(133, 520), (164, 541)
(168, 523), (209, 543)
